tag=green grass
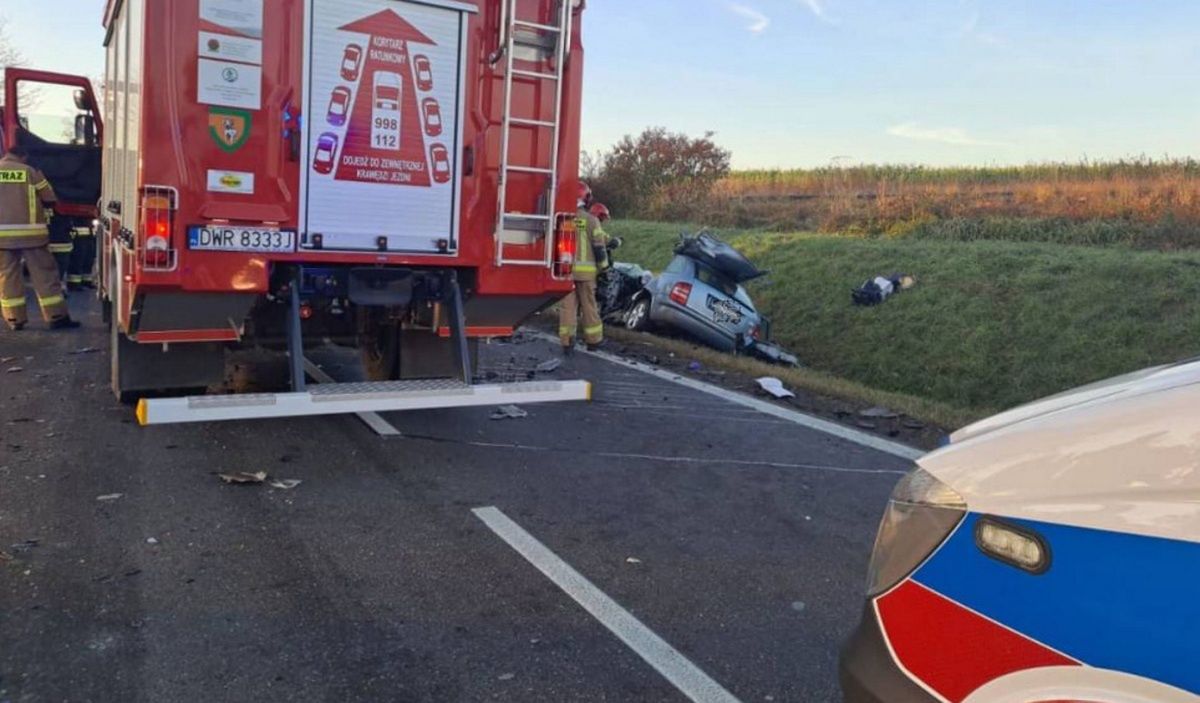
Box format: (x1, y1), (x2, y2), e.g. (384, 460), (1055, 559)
(609, 220), (1200, 421)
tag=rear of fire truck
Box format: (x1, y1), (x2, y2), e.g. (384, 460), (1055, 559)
(98, 0), (589, 423)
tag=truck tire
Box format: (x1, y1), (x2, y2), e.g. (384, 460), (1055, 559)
(110, 319), (138, 405)
(625, 297), (653, 332)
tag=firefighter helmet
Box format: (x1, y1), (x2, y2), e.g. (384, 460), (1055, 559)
(589, 202), (610, 222)
(576, 181), (593, 206)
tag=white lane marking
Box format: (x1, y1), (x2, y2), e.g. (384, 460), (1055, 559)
(302, 360), (401, 437)
(592, 409), (792, 426)
(527, 332), (923, 461)
(472, 507), (742, 703)
(446, 438), (902, 477)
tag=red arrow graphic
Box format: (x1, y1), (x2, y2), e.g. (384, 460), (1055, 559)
(334, 9), (438, 187)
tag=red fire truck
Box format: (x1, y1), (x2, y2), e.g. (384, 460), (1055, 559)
(75, 0), (589, 424)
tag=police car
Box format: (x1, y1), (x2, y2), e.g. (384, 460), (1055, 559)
(840, 360), (1200, 703)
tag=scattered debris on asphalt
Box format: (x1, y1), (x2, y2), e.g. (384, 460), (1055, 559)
(0, 550), (12, 562)
(0, 356), (14, 363)
(69, 347), (101, 355)
(625, 557), (642, 565)
(756, 377), (795, 399)
(269, 479), (302, 490)
(96, 493), (124, 502)
(791, 601), (807, 613)
(219, 471), (268, 485)
(535, 358), (562, 373)
(498, 673), (516, 681)
(10, 540), (38, 553)
(146, 537), (159, 545)
(6, 366), (24, 374)
(852, 273), (917, 306)
(490, 405), (529, 420)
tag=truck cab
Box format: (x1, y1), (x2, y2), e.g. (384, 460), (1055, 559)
(1, 69), (103, 224)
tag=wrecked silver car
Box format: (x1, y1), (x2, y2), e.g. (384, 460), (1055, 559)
(602, 232), (799, 366)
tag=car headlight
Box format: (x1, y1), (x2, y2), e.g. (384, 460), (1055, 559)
(864, 468), (967, 597)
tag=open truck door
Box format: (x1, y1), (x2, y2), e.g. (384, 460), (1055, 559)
(2, 69), (103, 221)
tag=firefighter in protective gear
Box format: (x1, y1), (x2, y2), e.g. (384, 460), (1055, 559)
(0, 146), (79, 331)
(66, 219), (97, 290)
(559, 182), (609, 352)
(48, 213), (74, 280)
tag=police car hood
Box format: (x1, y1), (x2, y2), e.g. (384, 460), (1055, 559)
(920, 359), (1200, 543)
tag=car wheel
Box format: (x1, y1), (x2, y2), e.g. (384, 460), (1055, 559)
(625, 298), (652, 332)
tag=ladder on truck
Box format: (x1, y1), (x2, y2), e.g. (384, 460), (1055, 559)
(493, 0), (575, 267)
(134, 272), (591, 426)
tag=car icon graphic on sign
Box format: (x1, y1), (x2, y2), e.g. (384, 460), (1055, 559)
(430, 143), (451, 184)
(313, 132), (339, 175)
(422, 98), (442, 137)
(414, 55), (434, 91)
(341, 44), (363, 82)
(327, 87), (352, 126)
(373, 72), (403, 112)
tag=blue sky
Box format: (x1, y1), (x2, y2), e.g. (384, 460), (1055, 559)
(5, 0), (1197, 168)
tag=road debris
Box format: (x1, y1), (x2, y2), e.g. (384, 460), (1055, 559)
(859, 406), (898, 419)
(269, 479), (302, 490)
(6, 366), (24, 374)
(69, 347), (101, 355)
(687, 361), (702, 372)
(0, 551), (11, 562)
(498, 673), (515, 681)
(218, 471), (268, 485)
(96, 493), (124, 502)
(146, 537), (159, 545)
(490, 405), (528, 420)
(0, 356), (14, 363)
(10, 540), (38, 554)
(535, 358), (562, 373)
(756, 377), (795, 399)
(791, 601), (807, 613)
(625, 557), (642, 565)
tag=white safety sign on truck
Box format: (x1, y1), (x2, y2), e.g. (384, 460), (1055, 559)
(301, 0), (468, 254)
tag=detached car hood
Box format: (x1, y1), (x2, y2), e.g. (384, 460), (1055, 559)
(921, 359), (1200, 544)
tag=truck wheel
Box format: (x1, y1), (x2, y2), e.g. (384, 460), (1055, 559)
(626, 298), (652, 332)
(361, 321), (402, 381)
(110, 319), (139, 405)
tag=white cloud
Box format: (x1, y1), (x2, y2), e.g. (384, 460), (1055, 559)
(727, 3), (770, 34)
(886, 122), (1006, 147)
(798, 0), (836, 25)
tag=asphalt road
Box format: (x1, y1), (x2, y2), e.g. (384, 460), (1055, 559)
(0, 295), (914, 703)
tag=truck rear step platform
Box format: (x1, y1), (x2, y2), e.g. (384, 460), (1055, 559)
(135, 379), (591, 426)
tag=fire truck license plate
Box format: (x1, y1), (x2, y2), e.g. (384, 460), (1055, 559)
(188, 226), (296, 253)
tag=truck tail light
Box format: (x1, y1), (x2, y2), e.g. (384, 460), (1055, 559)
(140, 187), (177, 271)
(553, 217), (576, 279)
(669, 282), (693, 306)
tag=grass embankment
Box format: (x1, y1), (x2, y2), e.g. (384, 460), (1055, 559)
(690, 160), (1200, 244)
(609, 220), (1200, 425)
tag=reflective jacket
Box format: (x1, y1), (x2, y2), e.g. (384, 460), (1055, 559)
(573, 207), (609, 282)
(0, 155), (56, 250)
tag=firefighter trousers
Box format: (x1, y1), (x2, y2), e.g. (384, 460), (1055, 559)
(0, 246), (69, 328)
(67, 232), (96, 287)
(558, 279), (603, 346)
